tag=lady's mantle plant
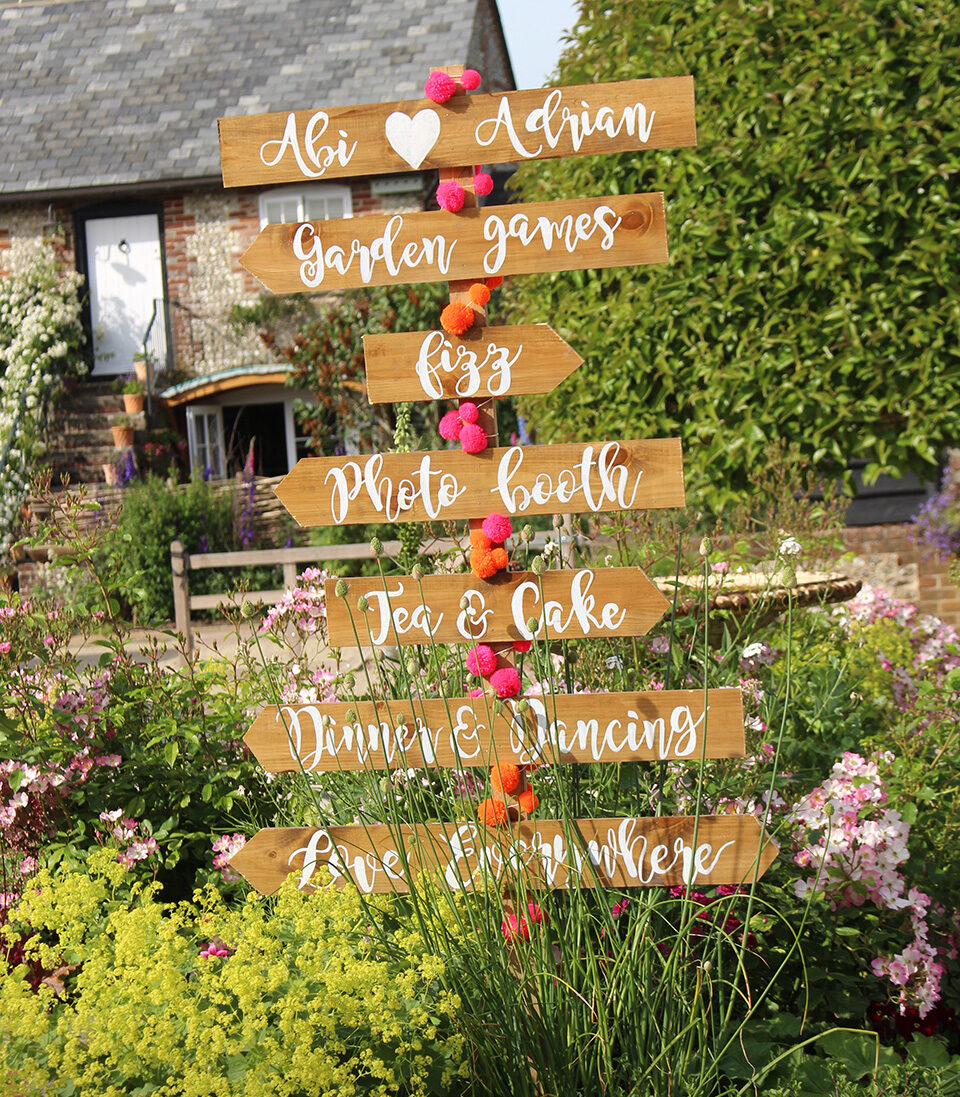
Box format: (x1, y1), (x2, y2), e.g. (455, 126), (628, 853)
(0, 241), (85, 551)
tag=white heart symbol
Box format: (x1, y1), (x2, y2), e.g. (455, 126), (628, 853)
(384, 109), (441, 169)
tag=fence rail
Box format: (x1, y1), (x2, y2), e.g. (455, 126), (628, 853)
(169, 531), (568, 652)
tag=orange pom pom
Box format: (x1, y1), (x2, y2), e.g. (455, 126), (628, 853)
(490, 547), (509, 571)
(491, 763), (522, 795)
(470, 529), (492, 551)
(468, 282), (491, 307)
(477, 797), (509, 826)
(517, 788), (539, 814)
(485, 276), (504, 289)
(441, 302), (476, 335)
(471, 548), (499, 579)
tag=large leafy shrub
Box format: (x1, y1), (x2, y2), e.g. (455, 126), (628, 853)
(1, 856), (466, 1097)
(508, 0), (960, 510)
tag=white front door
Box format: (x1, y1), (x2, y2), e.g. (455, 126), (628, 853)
(85, 213), (167, 376)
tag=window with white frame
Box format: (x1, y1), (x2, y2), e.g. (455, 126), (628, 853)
(258, 184), (352, 228)
(186, 405), (225, 480)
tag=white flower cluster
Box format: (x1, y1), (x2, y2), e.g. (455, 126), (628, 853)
(0, 243), (85, 551)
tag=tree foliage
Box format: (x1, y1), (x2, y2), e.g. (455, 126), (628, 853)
(507, 0), (960, 512)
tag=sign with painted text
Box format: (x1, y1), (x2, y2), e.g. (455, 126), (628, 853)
(274, 438), (685, 528)
(218, 76), (696, 188)
(362, 324), (583, 403)
(245, 689), (746, 773)
(324, 567), (669, 647)
(229, 815), (777, 896)
(240, 194), (667, 294)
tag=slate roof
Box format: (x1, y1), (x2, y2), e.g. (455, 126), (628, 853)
(0, 0), (512, 198)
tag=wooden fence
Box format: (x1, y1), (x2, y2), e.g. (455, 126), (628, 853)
(169, 532), (566, 652)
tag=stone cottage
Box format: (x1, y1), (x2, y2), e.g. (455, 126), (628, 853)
(0, 0), (514, 482)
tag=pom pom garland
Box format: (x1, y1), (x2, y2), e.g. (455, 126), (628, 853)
(461, 69), (482, 90)
(438, 410), (462, 440)
(485, 275), (504, 289)
(468, 687), (484, 698)
(440, 302), (476, 336)
(473, 171), (494, 196)
(466, 644), (498, 678)
(468, 282), (491, 307)
(491, 763), (522, 795)
(459, 422), (488, 453)
(512, 639), (532, 654)
(436, 179), (465, 212)
(490, 666), (521, 698)
(481, 513), (513, 543)
(424, 71), (457, 103)
(470, 529), (493, 551)
(471, 548), (499, 579)
(477, 798), (509, 826)
(517, 788), (539, 814)
(458, 401), (480, 424)
(489, 546), (509, 570)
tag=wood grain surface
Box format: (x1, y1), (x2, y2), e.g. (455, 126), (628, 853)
(229, 815), (777, 895)
(240, 194), (667, 294)
(274, 438), (685, 527)
(324, 567), (670, 647)
(244, 689), (745, 772)
(362, 324), (583, 403)
(218, 76), (696, 187)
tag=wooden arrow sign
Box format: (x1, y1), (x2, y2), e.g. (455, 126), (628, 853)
(275, 438), (685, 528)
(245, 689), (745, 773)
(228, 815), (777, 895)
(362, 324), (583, 403)
(218, 76), (696, 188)
(324, 567), (669, 647)
(240, 194), (667, 294)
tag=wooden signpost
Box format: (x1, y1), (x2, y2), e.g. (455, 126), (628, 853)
(218, 75), (696, 187)
(245, 689), (746, 773)
(274, 438), (686, 527)
(219, 66), (778, 897)
(362, 324), (583, 403)
(239, 193), (667, 294)
(324, 567), (670, 646)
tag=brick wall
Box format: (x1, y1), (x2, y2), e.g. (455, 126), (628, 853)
(841, 450), (960, 626)
(0, 180), (423, 376)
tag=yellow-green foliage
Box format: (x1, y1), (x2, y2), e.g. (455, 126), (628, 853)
(0, 850), (466, 1097)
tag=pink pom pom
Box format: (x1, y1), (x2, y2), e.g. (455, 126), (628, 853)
(436, 179), (465, 212)
(468, 687), (484, 698)
(473, 171), (493, 196)
(490, 667), (521, 698)
(461, 69), (481, 91)
(439, 410), (463, 440)
(466, 644), (498, 678)
(424, 71), (457, 103)
(458, 401), (480, 424)
(481, 512), (512, 543)
(512, 640), (532, 654)
(459, 422), (488, 453)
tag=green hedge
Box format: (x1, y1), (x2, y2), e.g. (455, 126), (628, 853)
(508, 0), (960, 512)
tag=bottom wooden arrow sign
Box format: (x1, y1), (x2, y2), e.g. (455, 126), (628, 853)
(229, 816), (778, 895)
(244, 689), (745, 772)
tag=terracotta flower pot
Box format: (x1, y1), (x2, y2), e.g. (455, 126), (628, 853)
(133, 358), (148, 383)
(111, 425), (135, 448)
(122, 393), (145, 414)
(102, 462), (119, 485)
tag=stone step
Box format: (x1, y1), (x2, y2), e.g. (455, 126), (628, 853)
(54, 394), (124, 414)
(53, 412), (122, 431)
